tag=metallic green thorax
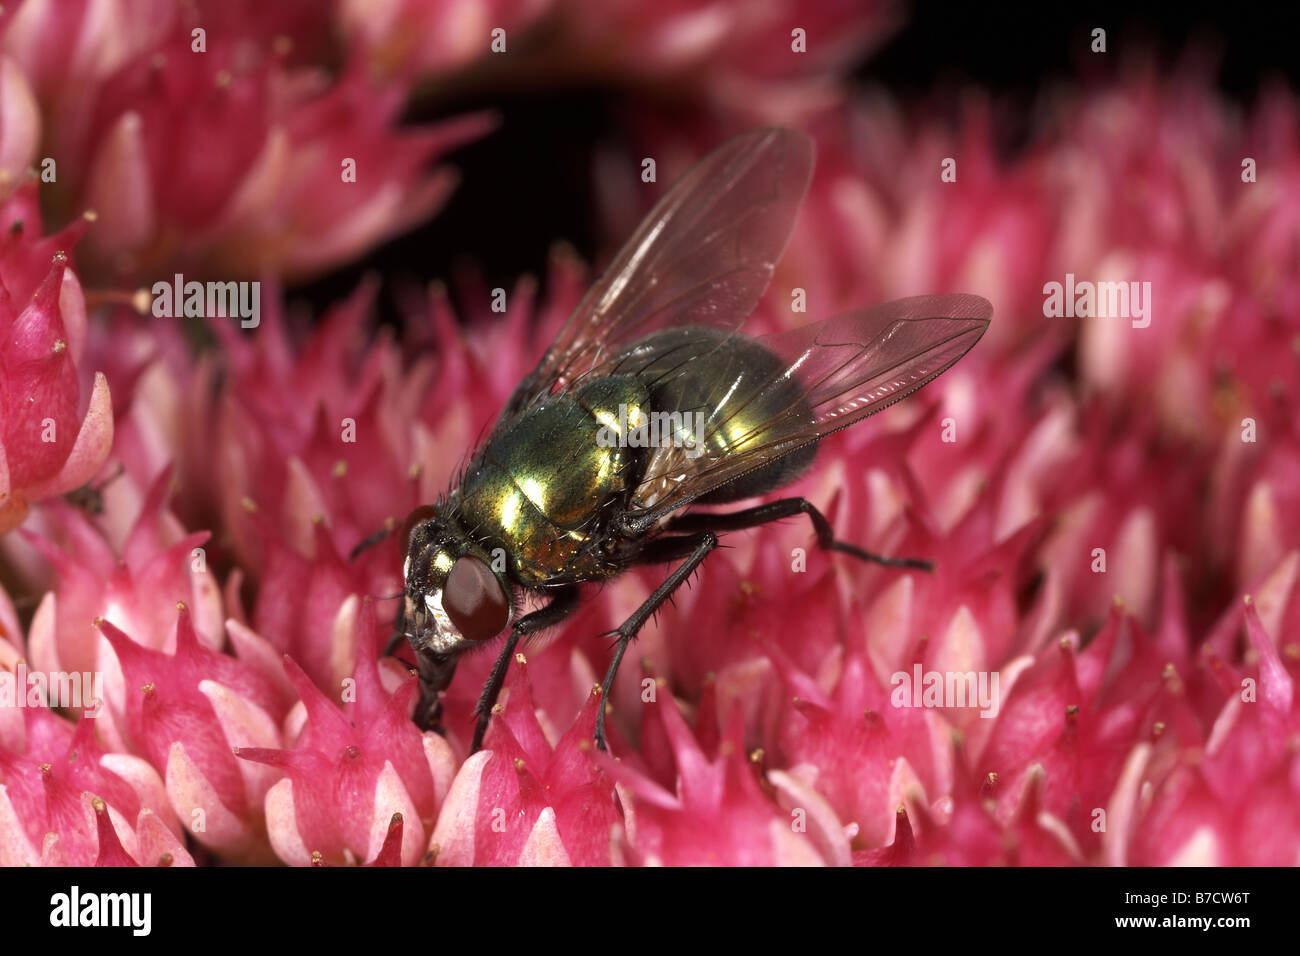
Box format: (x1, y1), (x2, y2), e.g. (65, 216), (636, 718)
(454, 375), (650, 585)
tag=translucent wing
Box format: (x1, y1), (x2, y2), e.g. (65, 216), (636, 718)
(499, 128), (814, 422)
(629, 294), (993, 516)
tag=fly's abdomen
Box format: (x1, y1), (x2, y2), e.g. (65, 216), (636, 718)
(630, 326), (817, 503)
(456, 378), (650, 583)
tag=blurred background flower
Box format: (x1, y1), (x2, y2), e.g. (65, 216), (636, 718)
(0, 0), (1297, 867)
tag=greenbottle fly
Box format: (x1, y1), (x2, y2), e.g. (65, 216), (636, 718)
(393, 128), (991, 752)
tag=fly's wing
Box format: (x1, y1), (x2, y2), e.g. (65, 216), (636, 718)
(496, 128), (814, 424)
(631, 294), (993, 515)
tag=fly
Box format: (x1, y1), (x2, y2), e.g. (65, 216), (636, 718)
(388, 128), (992, 753)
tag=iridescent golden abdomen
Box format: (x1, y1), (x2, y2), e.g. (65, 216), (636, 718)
(628, 326), (817, 503)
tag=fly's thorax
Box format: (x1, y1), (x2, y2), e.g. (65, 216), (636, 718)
(576, 375), (653, 447)
(457, 461), (588, 583)
(453, 390), (648, 585)
(402, 510), (513, 656)
(486, 395), (646, 526)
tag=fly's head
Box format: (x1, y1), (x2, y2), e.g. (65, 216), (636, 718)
(401, 506), (513, 659)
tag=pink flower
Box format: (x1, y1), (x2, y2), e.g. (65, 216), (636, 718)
(549, 0), (900, 110)
(0, 54), (40, 179)
(0, 182), (112, 534)
(95, 606), (289, 862)
(1115, 599), (1300, 866)
(339, 0), (556, 81)
(4, 8), (491, 283)
(0, 704), (192, 866)
(17, 470), (227, 747)
(604, 679), (834, 865)
(429, 651), (620, 866)
(237, 602), (454, 866)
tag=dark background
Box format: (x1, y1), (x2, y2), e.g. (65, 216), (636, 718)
(295, 1), (1298, 324)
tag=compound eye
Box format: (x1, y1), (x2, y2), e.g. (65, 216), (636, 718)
(443, 556), (509, 642)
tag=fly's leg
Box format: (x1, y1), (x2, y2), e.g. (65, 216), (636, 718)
(666, 497), (932, 571)
(413, 648), (457, 732)
(595, 531), (718, 752)
(353, 502), (440, 561)
(382, 587), (414, 659)
(471, 585), (580, 753)
(348, 518), (398, 561)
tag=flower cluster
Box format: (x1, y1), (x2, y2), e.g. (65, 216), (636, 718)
(0, 2), (1296, 866)
(0, 181), (111, 535)
(1, 0), (490, 283)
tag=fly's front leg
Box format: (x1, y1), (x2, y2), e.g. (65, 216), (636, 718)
(666, 497), (933, 571)
(413, 648), (458, 733)
(349, 517), (398, 561)
(596, 531), (718, 752)
(383, 595), (410, 659)
(471, 585), (580, 753)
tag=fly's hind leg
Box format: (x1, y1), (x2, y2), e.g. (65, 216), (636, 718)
(595, 531), (718, 752)
(665, 497), (932, 571)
